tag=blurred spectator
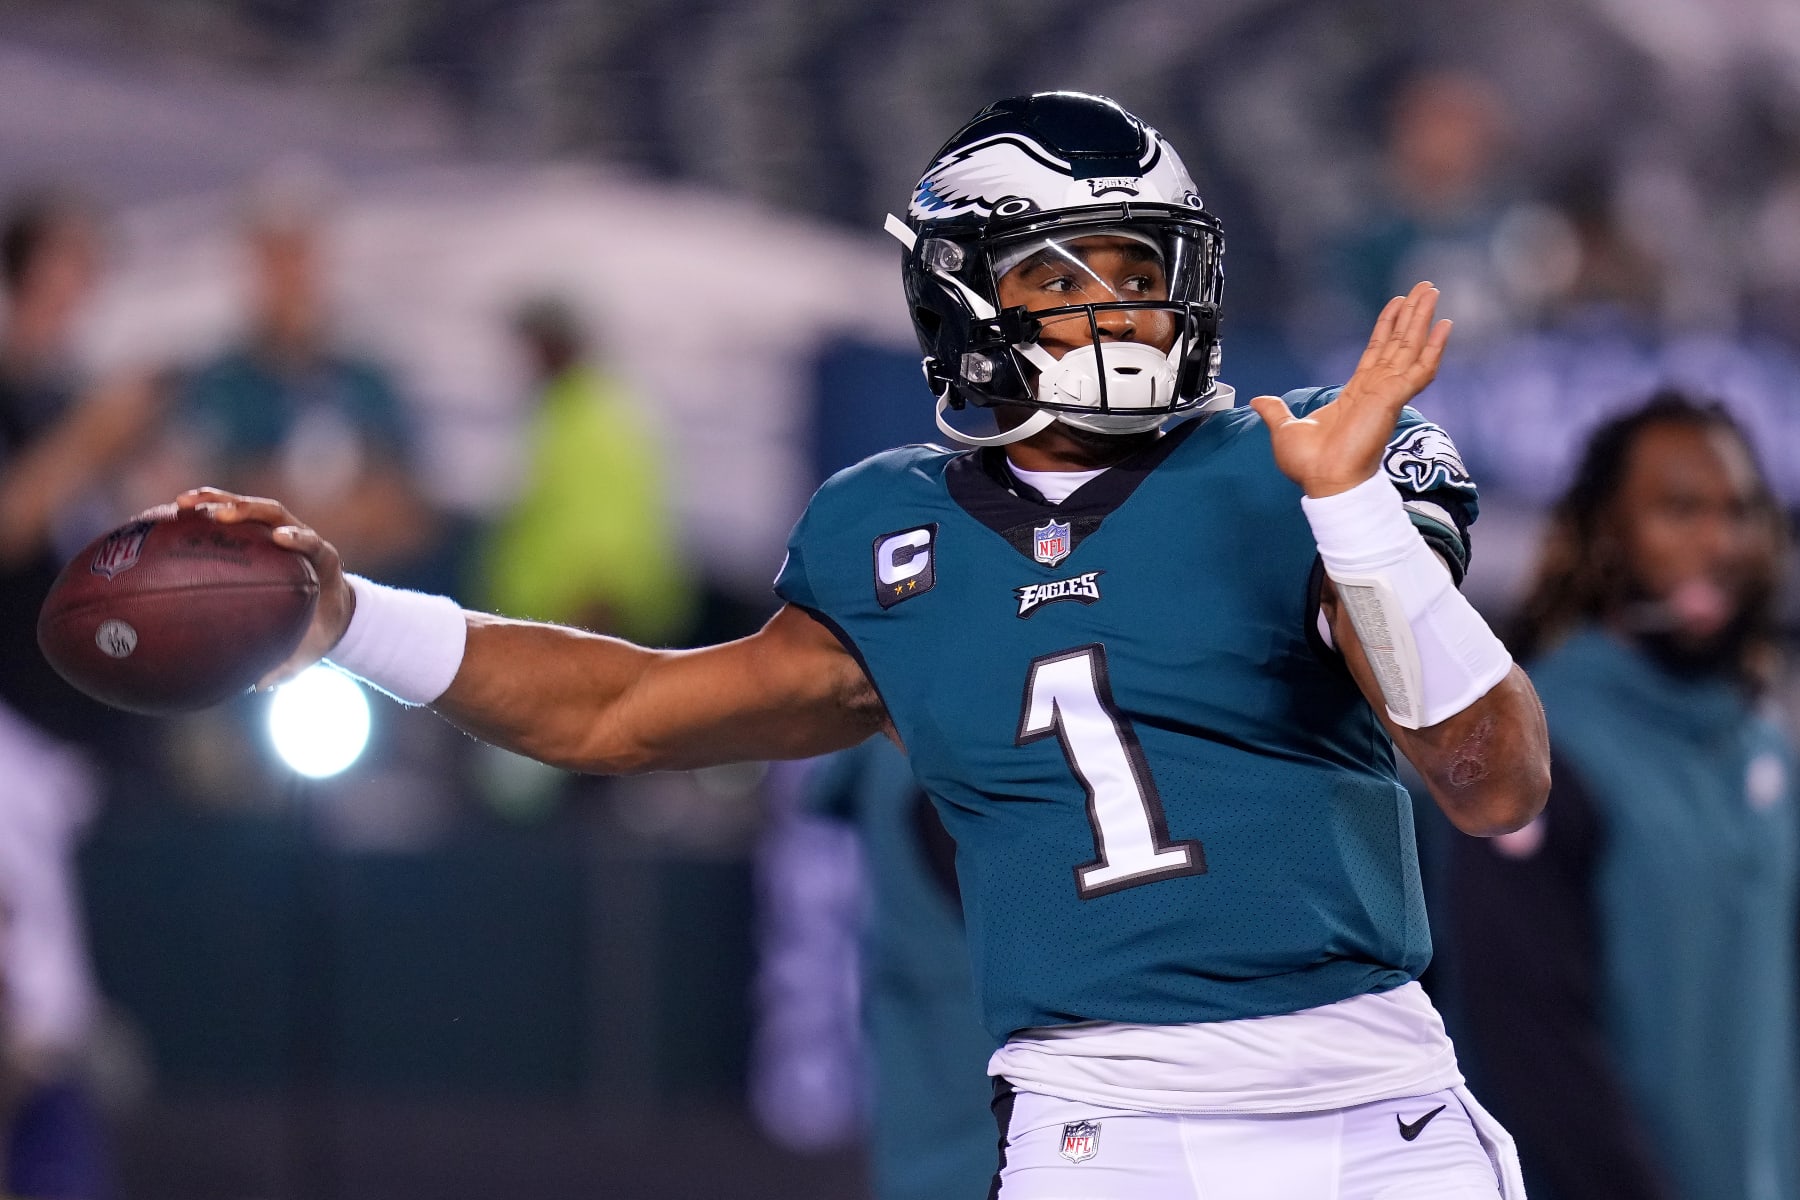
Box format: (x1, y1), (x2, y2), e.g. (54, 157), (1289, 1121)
(1538, 167), (1664, 329)
(800, 738), (994, 1200)
(476, 295), (692, 644)
(1745, 156), (1800, 339)
(1325, 69), (1524, 342)
(1448, 393), (1795, 1200)
(0, 195), (161, 743)
(0, 191), (149, 1200)
(178, 168), (437, 578)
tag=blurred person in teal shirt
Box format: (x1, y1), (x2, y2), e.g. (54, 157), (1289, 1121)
(804, 737), (997, 1200)
(1449, 392), (1795, 1200)
(179, 170), (437, 579)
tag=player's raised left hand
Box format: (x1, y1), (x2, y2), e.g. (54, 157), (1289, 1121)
(1249, 281), (1452, 498)
(175, 486), (355, 687)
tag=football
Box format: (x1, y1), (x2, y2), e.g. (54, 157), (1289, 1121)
(37, 504), (319, 714)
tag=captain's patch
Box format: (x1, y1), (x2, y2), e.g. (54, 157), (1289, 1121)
(873, 525), (937, 609)
(1015, 571), (1103, 618)
(1383, 422), (1474, 494)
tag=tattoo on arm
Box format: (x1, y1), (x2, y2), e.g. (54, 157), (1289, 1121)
(1444, 713), (1496, 790)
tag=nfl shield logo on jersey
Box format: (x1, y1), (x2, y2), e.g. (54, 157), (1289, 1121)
(1059, 1120), (1100, 1164)
(1033, 518), (1071, 567)
(90, 520), (152, 580)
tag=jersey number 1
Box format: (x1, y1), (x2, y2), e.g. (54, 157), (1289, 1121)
(1018, 644), (1206, 899)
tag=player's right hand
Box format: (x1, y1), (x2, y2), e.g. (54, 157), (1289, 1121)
(175, 486), (354, 688)
(1249, 280), (1451, 498)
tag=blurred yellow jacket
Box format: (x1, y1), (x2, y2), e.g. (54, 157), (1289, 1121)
(479, 365), (694, 645)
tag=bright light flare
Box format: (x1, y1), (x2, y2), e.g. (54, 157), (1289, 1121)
(268, 664), (372, 779)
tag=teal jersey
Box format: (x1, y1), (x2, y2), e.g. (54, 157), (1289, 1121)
(776, 388), (1477, 1041)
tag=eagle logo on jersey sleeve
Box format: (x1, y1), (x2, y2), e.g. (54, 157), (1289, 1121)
(1382, 422), (1474, 495)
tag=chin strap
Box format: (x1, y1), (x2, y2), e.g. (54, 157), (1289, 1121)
(935, 395), (1057, 447)
(1196, 382), (1237, 413)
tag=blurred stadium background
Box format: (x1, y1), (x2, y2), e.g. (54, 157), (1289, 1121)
(0, 0), (1797, 1196)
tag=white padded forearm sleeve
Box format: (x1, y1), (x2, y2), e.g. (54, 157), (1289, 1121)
(1301, 474), (1512, 729)
(325, 575), (468, 706)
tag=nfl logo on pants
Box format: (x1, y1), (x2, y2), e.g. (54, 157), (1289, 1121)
(1059, 1120), (1100, 1164)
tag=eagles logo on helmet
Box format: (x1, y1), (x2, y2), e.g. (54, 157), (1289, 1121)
(885, 91), (1232, 448)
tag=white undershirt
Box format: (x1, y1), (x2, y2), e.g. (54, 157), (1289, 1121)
(1006, 460), (1107, 504)
(988, 982), (1464, 1115)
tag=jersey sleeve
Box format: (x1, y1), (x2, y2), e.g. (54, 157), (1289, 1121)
(775, 448), (942, 617)
(773, 505), (822, 613)
(1283, 386), (1478, 584)
(771, 467), (888, 695)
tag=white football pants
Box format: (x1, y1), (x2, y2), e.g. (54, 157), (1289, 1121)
(991, 1085), (1525, 1199)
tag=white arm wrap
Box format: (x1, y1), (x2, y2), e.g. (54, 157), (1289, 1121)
(1301, 474), (1512, 729)
(325, 575), (468, 706)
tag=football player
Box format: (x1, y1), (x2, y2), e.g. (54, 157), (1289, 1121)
(181, 92), (1549, 1197)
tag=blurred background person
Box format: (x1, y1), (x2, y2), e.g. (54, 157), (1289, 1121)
(477, 294), (693, 645)
(1447, 393), (1795, 1200)
(1324, 68), (1523, 342)
(176, 166), (439, 583)
(0, 193), (159, 746)
(796, 738), (994, 1200)
(0, 191), (159, 1200)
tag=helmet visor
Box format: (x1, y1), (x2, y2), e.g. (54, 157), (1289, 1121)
(987, 213), (1219, 334)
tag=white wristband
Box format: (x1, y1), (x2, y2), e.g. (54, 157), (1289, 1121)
(326, 575), (468, 706)
(1301, 474), (1512, 729)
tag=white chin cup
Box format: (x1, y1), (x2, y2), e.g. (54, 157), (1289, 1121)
(1016, 341), (1235, 436)
(1035, 341), (1177, 414)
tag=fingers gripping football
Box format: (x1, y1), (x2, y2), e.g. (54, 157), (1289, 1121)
(176, 487), (355, 687)
(1249, 282), (1452, 498)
